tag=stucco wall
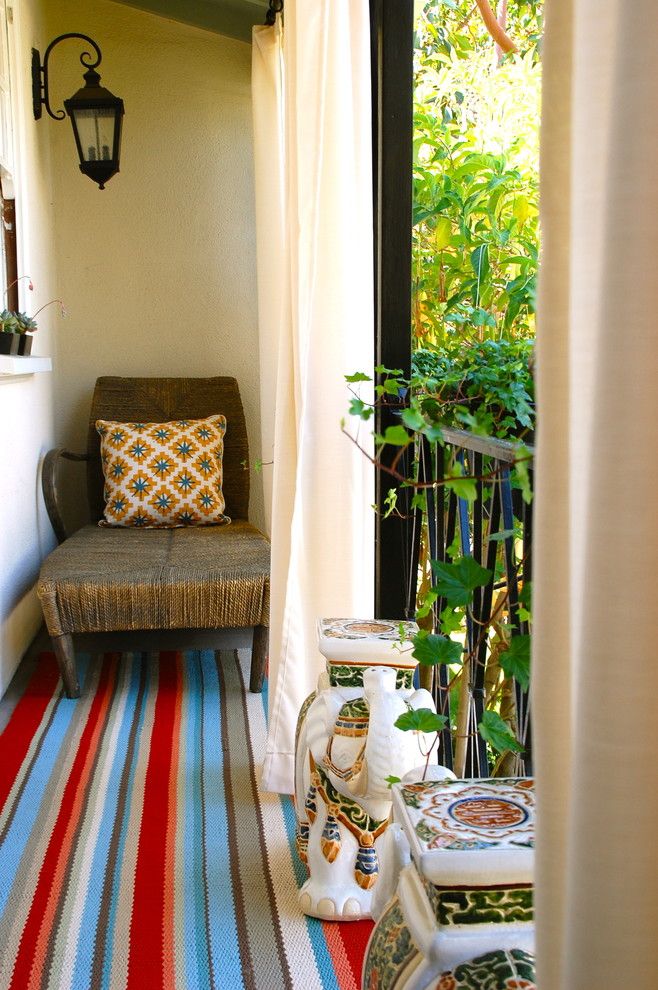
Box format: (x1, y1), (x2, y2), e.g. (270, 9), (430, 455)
(45, 0), (263, 532)
(0, 0), (262, 696)
(0, 0), (58, 694)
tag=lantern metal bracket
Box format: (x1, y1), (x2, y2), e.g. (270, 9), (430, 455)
(32, 33), (103, 121)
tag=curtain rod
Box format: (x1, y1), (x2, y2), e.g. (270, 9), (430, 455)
(265, 0), (283, 26)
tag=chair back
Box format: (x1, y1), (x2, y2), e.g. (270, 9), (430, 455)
(86, 376), (250, 522)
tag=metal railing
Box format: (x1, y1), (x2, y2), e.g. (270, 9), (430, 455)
(409, 428), (534, 778)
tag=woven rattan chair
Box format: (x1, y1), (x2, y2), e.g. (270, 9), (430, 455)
(37, 376), (270, 698)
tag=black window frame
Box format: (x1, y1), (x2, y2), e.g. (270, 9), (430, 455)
(369, 0), (415, 619)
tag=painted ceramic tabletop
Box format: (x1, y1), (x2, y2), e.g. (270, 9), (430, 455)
(392, 777), (535, 886)
(317, 618), (419, 665)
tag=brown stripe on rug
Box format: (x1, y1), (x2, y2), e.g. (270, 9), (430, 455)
(218, 651), (294, 990)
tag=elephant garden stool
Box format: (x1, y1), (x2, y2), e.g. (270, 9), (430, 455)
(294, 618), (441, 922)
(362, 777), (535, 990)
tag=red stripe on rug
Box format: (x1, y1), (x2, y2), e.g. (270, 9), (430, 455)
(335, 920), (373, 987)
(0, 654), (60, 810)
(9, 658), (116, 990)
(126, 653), (179, 990)
(163, 654), (183, 989)
(322, 919), (373, 990)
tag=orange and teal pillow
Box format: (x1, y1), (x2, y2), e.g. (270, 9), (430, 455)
(96, 415), (230, 528)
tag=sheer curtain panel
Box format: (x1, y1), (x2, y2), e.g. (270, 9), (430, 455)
(252, 2), (375, 794)
(534, 1), (658, 987)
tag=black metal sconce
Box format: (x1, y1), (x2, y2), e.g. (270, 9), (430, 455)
(32, 34), (124, 190)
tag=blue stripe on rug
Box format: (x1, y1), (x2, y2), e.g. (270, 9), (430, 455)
(0, 655), (91, 919)
(199, 650), (243, 988)
(100, 655), (151, 990)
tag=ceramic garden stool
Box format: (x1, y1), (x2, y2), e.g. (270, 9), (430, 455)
(362, 777), (535, 990)
(294, 618), (440, 922)
(430, 948), (536, 990)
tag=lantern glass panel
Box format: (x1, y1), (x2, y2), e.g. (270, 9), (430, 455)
(71, 107), (116, 163)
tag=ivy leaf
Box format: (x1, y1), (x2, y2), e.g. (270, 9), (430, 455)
(488, 528), (516, 542)
(424, 424), (444, 443)
(401, 407), (426, 431)
(431, 556), (492, 606)
(410, 492), (426, 512)
(345, 371), (371, 383)
(519, 582), (532, 609)
(513, 447), (533, 504)
(445, 473), (477, 504)
(445, 459), (477, 504)
(383, 489), (398, 518)
(478, 710), (523, 754)
(415, 588), (439, 621)
(395, 708), (448, 734)
(382, 377), (403, 396)
(499, 634), (531, 690)
(412, 631), (463, 666)
(385, 775), (401, 788)
(382, 425), (410, 446)
(348, 397), (373, 420)
(439, 606), (464, 636)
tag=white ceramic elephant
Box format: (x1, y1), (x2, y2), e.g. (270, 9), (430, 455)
(295, 665), (437, 921)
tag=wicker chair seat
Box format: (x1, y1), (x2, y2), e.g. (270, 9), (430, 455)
(37, 521), (270, 637)
(37, 376), (270, 699)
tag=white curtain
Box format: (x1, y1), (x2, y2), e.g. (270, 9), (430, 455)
(252, 2), (375, 794)
(534, 1), (658, 987)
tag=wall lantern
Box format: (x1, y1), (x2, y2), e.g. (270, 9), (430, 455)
(31, 34), (124, 190)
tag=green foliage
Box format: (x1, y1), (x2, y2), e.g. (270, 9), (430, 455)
(431, 555), (492, 607)
(395, 708), (448, 734)
(412, 339), (534, 439)
(412, 630), (463, 666)
(478, 709), (524, 754)
(413, 0), (541, 356)
(0, 311), (38, 334)
(345, 3), (540, 769)
(416, 0), (543, 66)
(0, 310), (19, 333)
(498, 633), (531, 690)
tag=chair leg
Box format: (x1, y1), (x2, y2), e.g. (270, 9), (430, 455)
(250, 625), (268, 693)
(52, 633), (80, 699)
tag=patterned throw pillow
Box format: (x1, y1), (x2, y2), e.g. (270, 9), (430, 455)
(96, 415), (231, 528)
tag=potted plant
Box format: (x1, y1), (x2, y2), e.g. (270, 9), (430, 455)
(0, 310), (20, 354)
(0, 278), (64, 356)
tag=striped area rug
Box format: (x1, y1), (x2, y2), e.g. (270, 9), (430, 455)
(0, 650), (372, 990)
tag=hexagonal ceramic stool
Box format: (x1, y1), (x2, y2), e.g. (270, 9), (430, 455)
(431, 948), (536, 990)
(362, 777), (535, 990)
(294, 619), (441, 921)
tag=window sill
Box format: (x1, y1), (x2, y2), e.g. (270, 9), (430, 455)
(0, 355), (53, 378)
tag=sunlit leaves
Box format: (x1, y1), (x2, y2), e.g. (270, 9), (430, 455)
(498, 634), (531, 691)
(395, 708), (448, 734)
(349, 397), (373, 420)
(431, 556), (492, 607)
(478, 710), (524, 754)
(412, 630), (463, 666)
